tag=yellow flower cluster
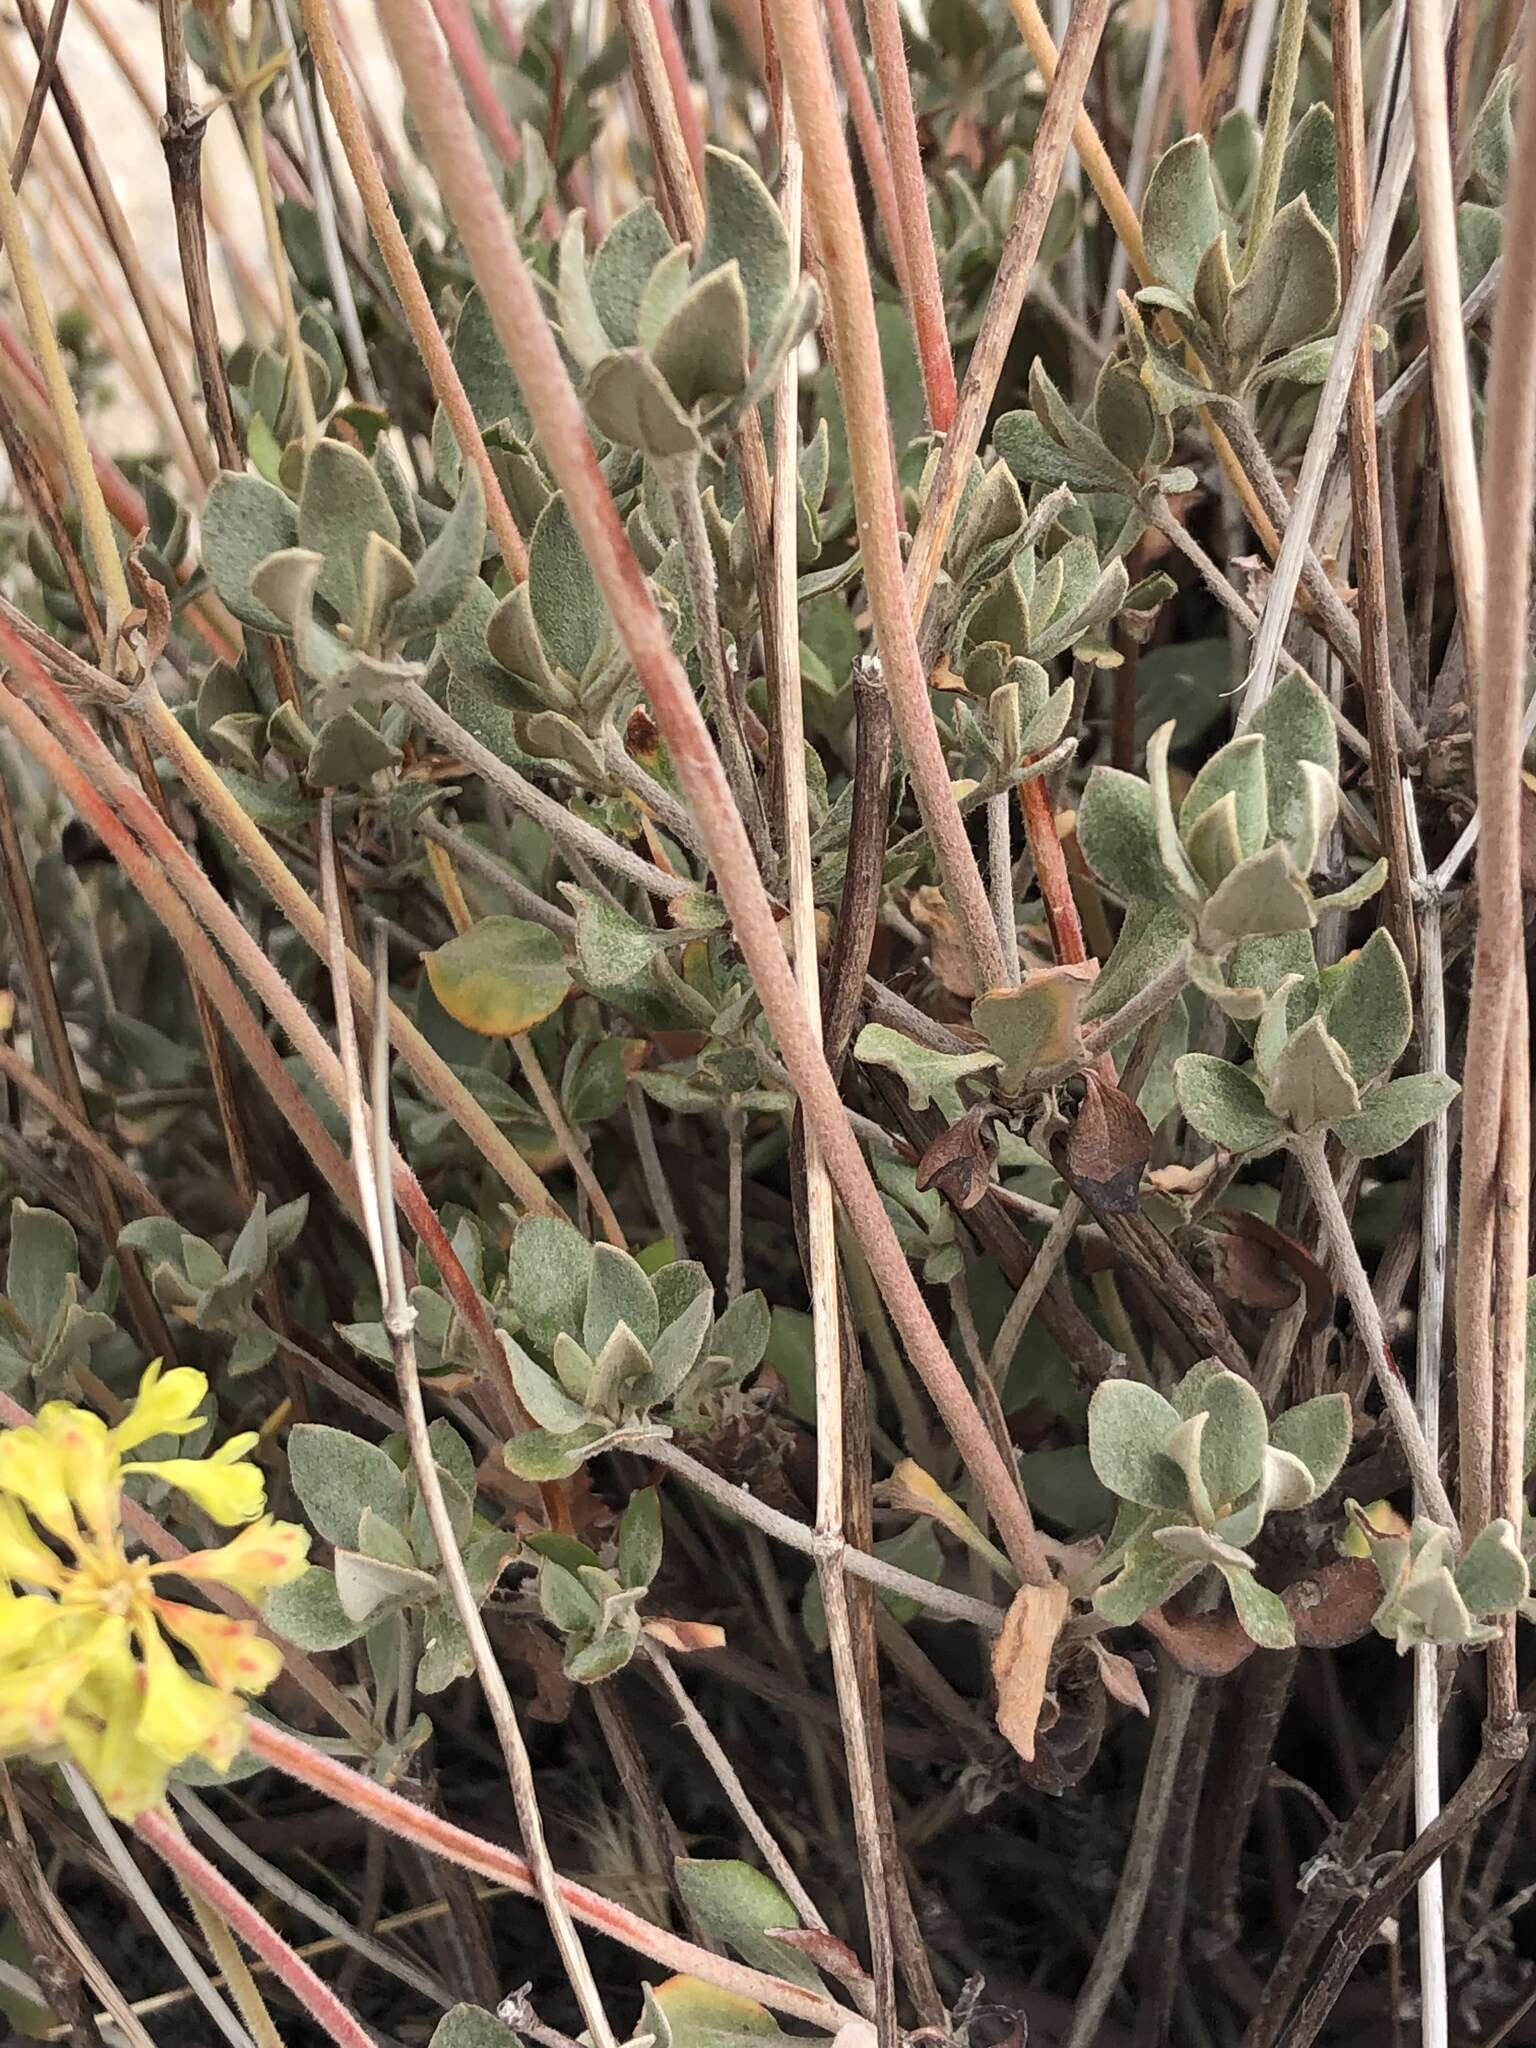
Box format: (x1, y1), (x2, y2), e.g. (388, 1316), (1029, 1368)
(0, 1363), (310, 1818)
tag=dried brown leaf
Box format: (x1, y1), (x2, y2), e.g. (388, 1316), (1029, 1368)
(991, 1578), (1069, 1762)
(915, 1103), (997, 1208)
(1066, 1072), (1152, 1214)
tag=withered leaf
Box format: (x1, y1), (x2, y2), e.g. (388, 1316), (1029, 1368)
(1207, 1208), (1332, 1328)
(1066, 1071), (1152, 1215)
(991, 1578), (1070, 1763)
(909, 885), (976, 998)
(768, 1929), (872, 1992)
(642, 1616), (727, 1653)
(915, 1104), (998, 1209)
(1088, 1638), (1151, 1716)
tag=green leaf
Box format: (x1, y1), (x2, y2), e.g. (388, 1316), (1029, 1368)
(288, 1424), (408, 1546)
(298, 438), (400, 621)
(1220, 1563), (1295, 1648)
(508, 1215), (594, 1351)
(1453, 1518), (1529, 1615)
(1276, 102), (1338, 234)
(1087, 1381), (1186, 1509)
(589, 202), (675, 347)
(1269, 1392), (1351, 1497)
(696, 148), (791, 353)
(307, 708), (402, 787)
(653, 263), (752, 410)
(390, 468), (486, 640)
(7, 1199), (78, 1342)
(1323, 929), (1412, 1085)
(504, 1336), (592, 1430)
(429, 2005), (521, 2048)
(1180, 733), (1269, 862)
(706, 1289), (770, 1380)
(453, 288), (533, 438)
(1175, 1054), (1287, 1155)
(503, 1424), (604, 1481)
(540, 1557), (601, 1633)
(528, 494), (607, 684)
(587, 349), (701, 457)
(201, 471), (300, 632)
(972, 967), (1094, 1090)
(648, 1977), (783, 2048)
(1263, 1016), (1360, 1130)
(585, 1243), (660, 1355)
(1180, 1367), (1266, 1511)
(426, 917), (572, 1037)
(1228, 196), (1340, 367)
(638, 244), (694, 351)
(1199, 842), (1316, 950)
(1093, 359), (1163, 475)
(1141, 135), (1222, 301)
(673, 1862), (823, 1992)
(853, 1022), (999, 1109)
(617, 1486), (663, 1589)
(1330, 1072), (1459, 1157)
(1094, 1530), (1190, 1624)
(333, 1546), (439, 1625)
(262, 1567), (364, 1651)
(1076, 766), (1166, 905)
(1249, 671), (1338, 849)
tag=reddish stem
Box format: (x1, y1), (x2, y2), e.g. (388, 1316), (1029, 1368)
(246, 1720), (859, 2029)
(648, 0), (708, 178)
(861, 0), (957, 430)
(1018, 772), (1088, 965)
(426, 0), (524, 164)
(136, 1811), (375, 2048)
(820, 0), (910, 297)
(373, 0), (1048, 1585)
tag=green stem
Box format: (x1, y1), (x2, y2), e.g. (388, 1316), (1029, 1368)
(1239, 0), (1309, 275)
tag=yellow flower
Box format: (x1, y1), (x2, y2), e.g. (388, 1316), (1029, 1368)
(109, 1361), (210, 1454)
(0, 1366), (309, 1819)
(124, 1435), (267, 1525)
(161, 1516), (310, 1602)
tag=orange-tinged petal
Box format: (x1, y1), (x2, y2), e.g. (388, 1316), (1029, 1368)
(0, 1639), (99, 1752)
(134, 1623), (244, 1767)
(156, 1516), (311, 1600)
(152, 1600), (284, 1695)
(109, 1361), (209, 1455)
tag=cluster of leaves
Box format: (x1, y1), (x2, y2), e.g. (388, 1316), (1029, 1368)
(498, 1217), (770, 1479)
(1087, 1360), (1350, 1648)
(265, 1418), (515, 1700)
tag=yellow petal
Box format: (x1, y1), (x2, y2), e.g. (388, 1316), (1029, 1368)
(124, 1437), (266, 1525)
(0, 1496), (67, 1589)
(0, 1590), (61, 1661)
(0, 1426), (78, 1545)
(153, 1600), (284, 1695)
(158, 1517), (311, 1600)
(110, 1361), (210, 1455)
(36, 1407), (118, 1539)
(134, 1624), (244, 1767)
(0, 1641), (98, 1752)
(61, 1643), (168, 1819)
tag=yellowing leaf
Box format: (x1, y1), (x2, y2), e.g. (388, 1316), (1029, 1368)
(991, 1578), (1069, 1763)
(426, 916), (572, 1037)
(1340, 1498), (1409, 1558)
